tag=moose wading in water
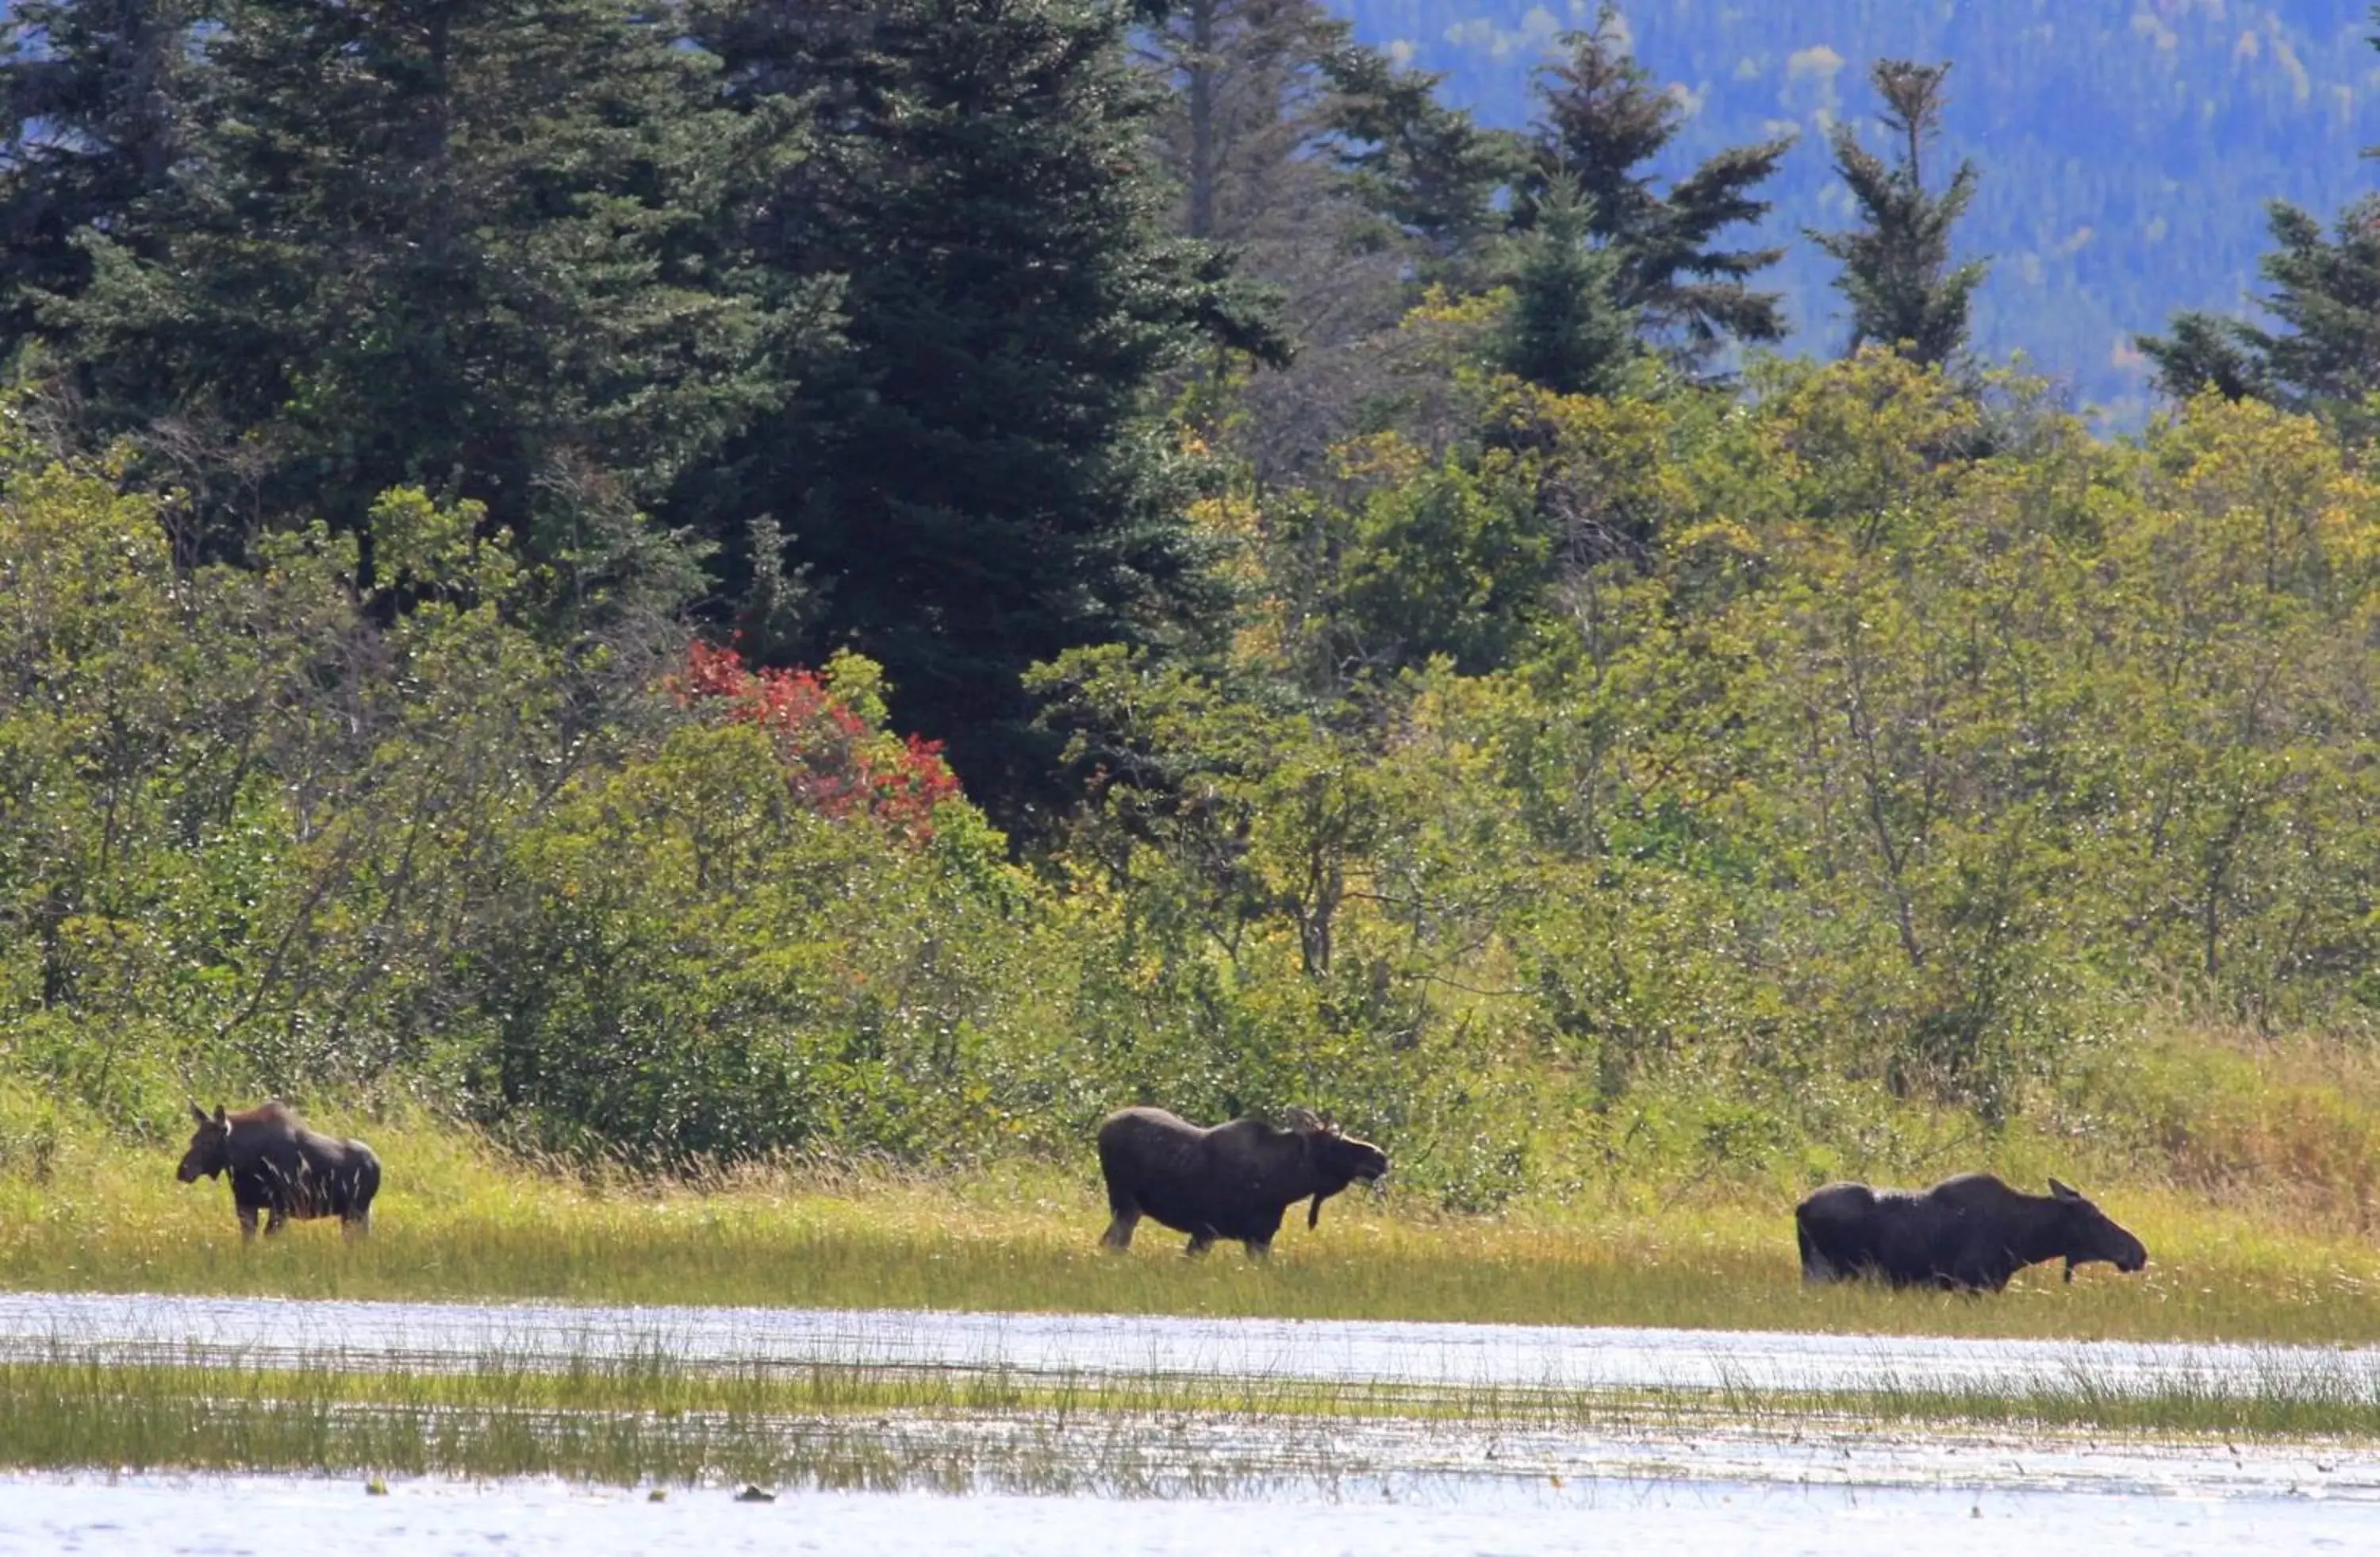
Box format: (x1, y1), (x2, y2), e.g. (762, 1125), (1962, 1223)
(1096, 1105), (1389, 1257)
(1795, 1174), (2148, 1293)
(176, 1101), (382, 1240)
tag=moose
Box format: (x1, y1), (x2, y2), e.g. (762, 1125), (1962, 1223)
(176, 1101), (382, 1240)
(1795, 1173), (2148, 1293)
(1096, 1105), (1388, 1258)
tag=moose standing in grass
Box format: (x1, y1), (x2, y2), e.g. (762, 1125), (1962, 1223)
(177, 1101), (382, 1240)
(1795, 1174), (2148, 1293)
(1096, 1105), (1388, 1258)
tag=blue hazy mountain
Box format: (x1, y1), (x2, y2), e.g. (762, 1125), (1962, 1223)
(1338, 0), (2379, 420)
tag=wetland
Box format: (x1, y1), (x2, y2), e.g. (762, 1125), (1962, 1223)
(7, 1144), (2380, 1551)
(4, 1291), (2380, 1554)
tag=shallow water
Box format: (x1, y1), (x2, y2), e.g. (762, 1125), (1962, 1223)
(3, 1455), (2375, 1557)
(0, 1290), (2370, 1399)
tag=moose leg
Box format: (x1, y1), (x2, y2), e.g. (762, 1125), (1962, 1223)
(1245, 1209), (1284, 1259)
(1795, 1224), (1834, 1284)
(1100, 1190), (1140, 1251)
(264, 1206), (288, 1236)
(236, 1204), (260, 1241)
(342, 1209), (370, 1241)
(1183, 1231), (1216, 1256)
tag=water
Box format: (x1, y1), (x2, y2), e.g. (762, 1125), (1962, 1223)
(4, 1294), (2378, 1552)
(0, 1290), (2369, 1399)
(2, 1455), (2374, 1556)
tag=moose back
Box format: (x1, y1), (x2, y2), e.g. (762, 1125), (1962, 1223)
(177, 1101), (382, 1239)
(1096, 1105), (1388, 1258)
(1795, 1174), (2147, 1293)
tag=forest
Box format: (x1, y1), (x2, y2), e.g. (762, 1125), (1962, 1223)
(2, 0), (2378, 1212)
(1359, 0), (2380, 421)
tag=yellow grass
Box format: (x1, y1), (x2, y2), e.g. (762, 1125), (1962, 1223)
(4, 1113), (2379, 1344)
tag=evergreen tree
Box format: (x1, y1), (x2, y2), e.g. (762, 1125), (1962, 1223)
(1809, 60), (1988, 367)
(1140, 0), (1344, 245)
(1530, 3), (1791, 371)
(28, 0), (787, 588)
(1498, 178), (1635, 398)
(693, 0), (1269, 825)
(0, 0), (205, 351)
(2140, 197), (2380, 429)
(1321, 44), (1522, 281)
(1135, 0), (1400, 355)
(2136, 17), (2380, 432)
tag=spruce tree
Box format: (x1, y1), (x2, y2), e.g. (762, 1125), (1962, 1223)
(2140, 198), (2380, 428)
(0, 0), (207, 354)
(1530, 3), (1791, 371)
(2136, 16), (2380, 432)
(1498, 178), (1635, 399)
(1320, 44), (1521, 282)
(1140, 0), (1345, 244)
(1808, 60), (1989, 367)
(693, 0), (1267, 825)
(32, 0), (786, 585)
(1135, 0), (1397, 352)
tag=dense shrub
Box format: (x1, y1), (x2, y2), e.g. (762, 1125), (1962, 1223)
(4, 356), (2378, 1198)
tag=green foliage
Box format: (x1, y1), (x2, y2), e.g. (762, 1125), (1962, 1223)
(1345, 0), (2380, 421)
(6, 331), (2380, 1209)
(467, 721), (994, 1161)
(7, 0), (2380, 1218)
(1073, 346), (2380, 1182)
(0, 0), (202, 346)
(1495, 179), (1637, 400)
(1527, 4), (1792, 370)
(0, 427), (1065, 1167)
(27, 0), (785, 579)
(2142, 194), (2380, 438)
(1320, 43), (1523, 276)
(694, 0), (1267, 826)
(1808, 60), (1987, 366)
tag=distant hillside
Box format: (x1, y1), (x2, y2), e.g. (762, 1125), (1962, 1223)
(1337, 0), (2380, 421)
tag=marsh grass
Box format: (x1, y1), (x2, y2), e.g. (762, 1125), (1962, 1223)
(6, 1341), (2379, 1489)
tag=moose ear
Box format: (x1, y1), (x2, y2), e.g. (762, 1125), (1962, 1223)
(2048, 1177), (2080, 1201)
(1284, 1106), (1322, 1133)
(213, 1104), (228, 1127)
(189, 1101), (211, 1127)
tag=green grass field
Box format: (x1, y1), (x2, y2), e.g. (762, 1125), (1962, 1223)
(5, 1117), (2380, 1345)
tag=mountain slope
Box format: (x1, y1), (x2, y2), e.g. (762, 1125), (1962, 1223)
(1341, 0), (2380, 418)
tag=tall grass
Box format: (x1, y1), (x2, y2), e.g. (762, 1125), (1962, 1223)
(6, 1342), (2379, 1488)
(6, 1117), (2380, 1343)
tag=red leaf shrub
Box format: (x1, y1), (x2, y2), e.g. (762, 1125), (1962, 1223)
(673, 640), (962, 843)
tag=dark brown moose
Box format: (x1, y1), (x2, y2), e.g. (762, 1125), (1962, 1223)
(1096, 1105), (1388, 1258)
(177, 1101), (382, 1240)
(1795, 1174), (2147, 1293)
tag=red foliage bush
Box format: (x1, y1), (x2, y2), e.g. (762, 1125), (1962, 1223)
(674, 640), (962, 844)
